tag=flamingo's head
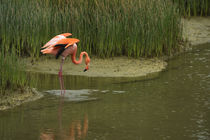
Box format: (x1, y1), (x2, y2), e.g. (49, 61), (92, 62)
(84, 56), (90, 72)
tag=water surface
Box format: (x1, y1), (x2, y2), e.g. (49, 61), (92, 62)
(0, 44), (210, 140)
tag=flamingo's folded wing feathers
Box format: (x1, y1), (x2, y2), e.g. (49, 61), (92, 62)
(60, 33), (72, 37)
(42, 34), (67, 48)
(64, 38), (80, 48)
(49, 38), (79, 48)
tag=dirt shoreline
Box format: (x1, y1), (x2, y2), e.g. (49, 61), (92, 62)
(0, 88), (43, 111)
(182, 17), (210, 46)
(26, 56), (167, 77)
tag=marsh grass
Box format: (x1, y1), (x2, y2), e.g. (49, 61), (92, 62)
(173, 0), (210, 16)
(0, 48), (28, 95)
(0, 0), (182, 58)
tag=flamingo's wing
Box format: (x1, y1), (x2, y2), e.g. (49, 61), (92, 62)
(52, 38), (80, 48)
(65, 38), (80, 48)
(60, 33), (72, 37)
(42, 33), (72, 48)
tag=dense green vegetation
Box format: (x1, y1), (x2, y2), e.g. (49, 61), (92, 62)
(173, 0), (210, 16)
(0, 0), (182, 58)
(0, 50), (28, 94)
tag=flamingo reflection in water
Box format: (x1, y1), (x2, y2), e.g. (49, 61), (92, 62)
(40, 76), (88, 140)
(40, 115), (88, 140)
(69, 114), (88, 140)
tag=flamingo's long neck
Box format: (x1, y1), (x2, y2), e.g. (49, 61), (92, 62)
(71, 48), (89, 65)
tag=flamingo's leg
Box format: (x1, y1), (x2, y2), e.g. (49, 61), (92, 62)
(59, 74), (65, 95)
(58, 57), (66, 95)
(59, 75), (64, 95)
(60, 75), (65, 94)
(58, 57), (65, 77)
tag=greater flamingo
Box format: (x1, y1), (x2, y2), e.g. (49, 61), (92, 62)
(41, 33), (90, 77)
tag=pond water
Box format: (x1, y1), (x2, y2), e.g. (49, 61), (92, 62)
(0, 44), (210, 140)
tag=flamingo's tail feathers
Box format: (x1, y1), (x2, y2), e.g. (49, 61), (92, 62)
(42, 42), (52, 48)
(41, 49), (51, 54)
(42, 44), (48, 48)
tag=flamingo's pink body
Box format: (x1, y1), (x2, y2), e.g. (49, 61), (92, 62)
(41, 33), (90, 77)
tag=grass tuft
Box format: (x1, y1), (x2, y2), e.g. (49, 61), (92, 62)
(0, 48), (28, 95)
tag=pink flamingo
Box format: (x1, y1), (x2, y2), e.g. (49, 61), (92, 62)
(41, 33), (90, 77)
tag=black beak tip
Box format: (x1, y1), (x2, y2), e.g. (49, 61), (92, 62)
(84, 69), (87, 72)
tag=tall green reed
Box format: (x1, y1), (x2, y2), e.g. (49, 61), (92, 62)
(0, 0), (182, 58)
(0, 47), (28, 95)
(172, 0), (210, 16)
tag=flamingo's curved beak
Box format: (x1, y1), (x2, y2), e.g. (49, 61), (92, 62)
(84, 64), (89, 72)
(84, 57), (90, 72)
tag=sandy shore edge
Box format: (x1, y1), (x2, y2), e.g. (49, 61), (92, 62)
(182, 17), (210, 47)
(26, 56), (167, 78)
(0, 88), (43, 111)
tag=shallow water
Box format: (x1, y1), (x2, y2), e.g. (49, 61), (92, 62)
(0, 44), (210, 140)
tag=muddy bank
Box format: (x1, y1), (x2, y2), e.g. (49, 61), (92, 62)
(182, 17), (210, 46)
(26, 57), (167, 77)
(0, 88), (43, 111)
